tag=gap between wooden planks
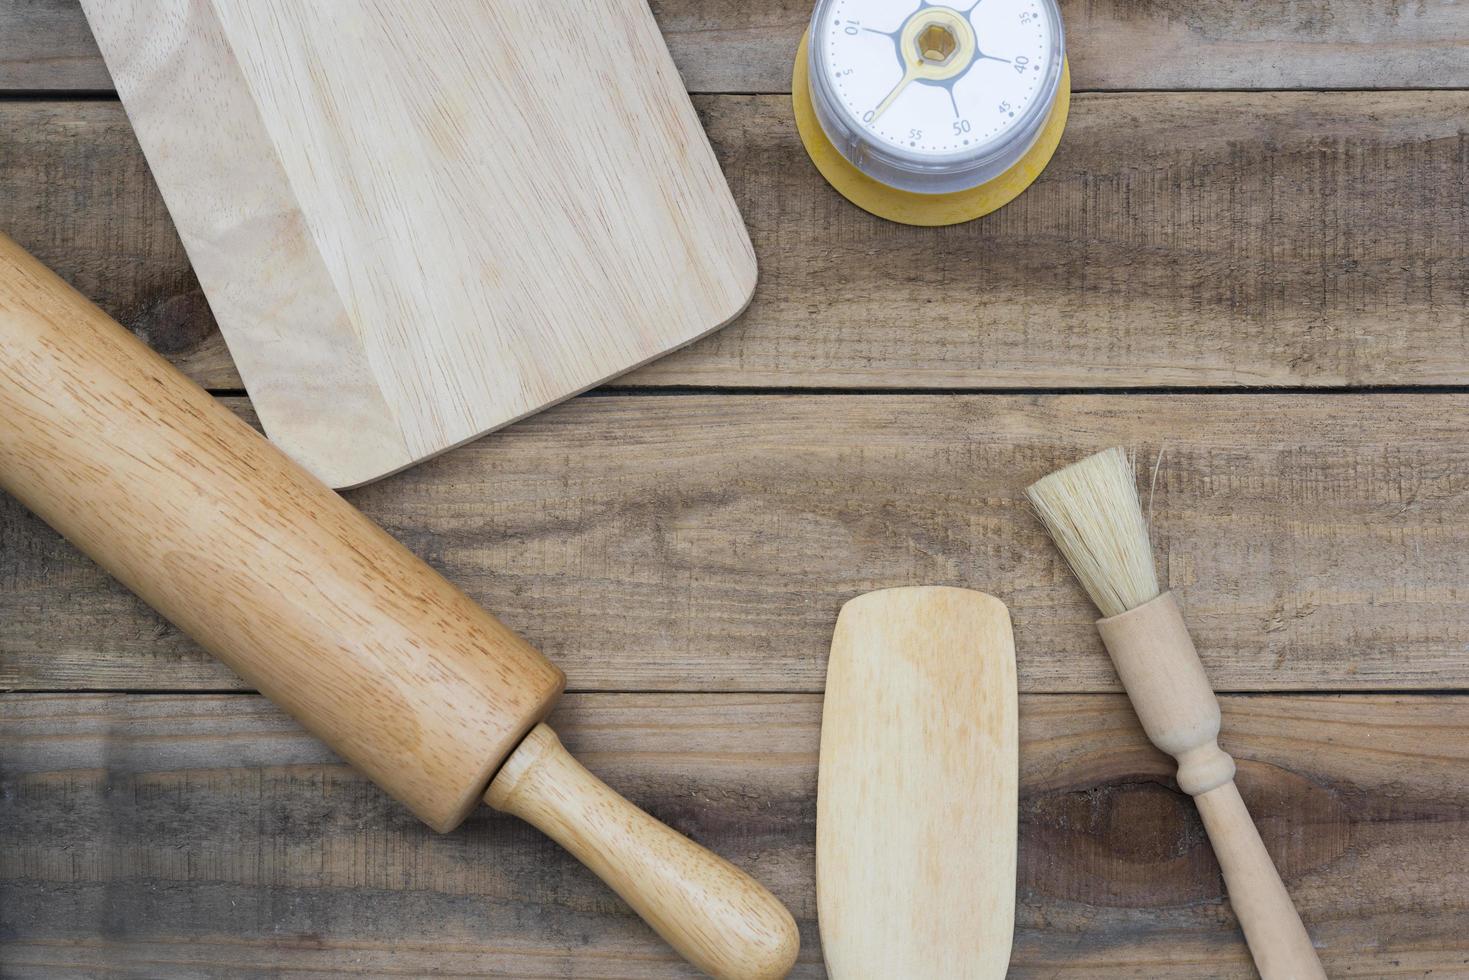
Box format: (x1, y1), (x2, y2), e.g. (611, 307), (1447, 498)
(2, 691), (1466, 978)
(2, 393), (1466, 695)
(3, 92), (1468, 392)
(3, 0), (1468, 92)
(2, 5), (1465, 974)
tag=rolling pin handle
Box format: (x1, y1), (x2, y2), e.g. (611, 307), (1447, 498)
(486, 724), (799, 980)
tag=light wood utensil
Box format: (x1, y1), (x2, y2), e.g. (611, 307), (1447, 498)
(818, 586), (1017, 979)
(79, 0), (756, 489)
(1028, 448), (1326, 980)
(0, 235), (795, 980)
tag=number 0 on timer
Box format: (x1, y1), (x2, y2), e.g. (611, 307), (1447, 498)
(793, 0), (1069, 225)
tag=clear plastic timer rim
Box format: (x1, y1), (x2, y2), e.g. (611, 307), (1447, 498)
(807, 0), (1065, 195)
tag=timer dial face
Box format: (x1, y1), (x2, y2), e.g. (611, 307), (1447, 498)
(818, 0), (1056, 161)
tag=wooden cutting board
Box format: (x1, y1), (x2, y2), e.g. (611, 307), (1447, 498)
(818, 586), (1018, 979)
(80, 0), (755, 488)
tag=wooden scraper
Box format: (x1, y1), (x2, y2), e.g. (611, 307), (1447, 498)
(818, 586), (1018, 978)
(81, 0), (755, 488)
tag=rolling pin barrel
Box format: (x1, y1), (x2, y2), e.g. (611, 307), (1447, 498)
(0, 233), (564, 832)
(0, 235), (798, 979)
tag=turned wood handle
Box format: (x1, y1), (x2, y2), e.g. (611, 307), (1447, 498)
(1196, 781), (1325, 979)
(487, 724), (799, 980)
(1098, 593), (1325, 980)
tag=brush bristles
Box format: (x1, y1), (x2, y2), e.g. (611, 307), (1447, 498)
(1025, 447), (1160, 619)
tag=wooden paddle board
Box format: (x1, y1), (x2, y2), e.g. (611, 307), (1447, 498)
(81, 0), (755, 488)
(818, 586), (1018, 979)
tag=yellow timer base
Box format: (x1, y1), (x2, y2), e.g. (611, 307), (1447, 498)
(792, 32), (1070, 227)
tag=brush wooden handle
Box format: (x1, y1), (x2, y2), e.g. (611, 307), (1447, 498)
(487, 724), (800, 980)
(0, 234), (797, 978)
(1097, 593), (1325, 980)
(1195, 781), (1325, 980)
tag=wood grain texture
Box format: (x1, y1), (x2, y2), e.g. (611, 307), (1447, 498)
(5, 4), (1464, 974)
(4, 91), (1469, 392)
(3, 691), (1466, 977)
(1100, 594), (1323, 978)
(0, 0), (111, 91)
(654, 0), (1469, 93)
(818, 588), (1017, 979)
(0, 233), (566, 832)
(3, 393), (1466, 694)
(487, 724), (800, 979)
(7, 0), (1469, 93)
(81, 0), (756, 487)
(79, 0), (414, 487)
(0, 239), (803, 977)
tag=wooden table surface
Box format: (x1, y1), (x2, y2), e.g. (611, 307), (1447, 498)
(3, 1), (1468, 977)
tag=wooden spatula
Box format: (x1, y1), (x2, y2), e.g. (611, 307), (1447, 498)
(81, 0), (755, 488)
(818, 586), (1018, 979)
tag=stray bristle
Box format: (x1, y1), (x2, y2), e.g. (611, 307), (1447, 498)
(1025, 447), (1160, 618)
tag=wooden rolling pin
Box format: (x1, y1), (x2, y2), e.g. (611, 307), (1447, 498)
(0, 234), (798, 980)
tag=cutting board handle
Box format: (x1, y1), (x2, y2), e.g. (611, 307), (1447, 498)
(487, 724), (799, 980)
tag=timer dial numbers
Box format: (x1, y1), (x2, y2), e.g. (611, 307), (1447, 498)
(821, 0), (1055, 158)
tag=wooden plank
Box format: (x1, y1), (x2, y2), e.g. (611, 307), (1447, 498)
(4, 92), (1468, 393)
(2, 691), (1466, 977)
(3, 393), (1467, 694)
(654, 0), (1469, 93)
(0, 102), (231, 386)
(6, 0), (1469, 93)
(0, 0), (110, 91)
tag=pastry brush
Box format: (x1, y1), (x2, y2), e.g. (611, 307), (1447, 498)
(1027, 448), (1325, 980)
